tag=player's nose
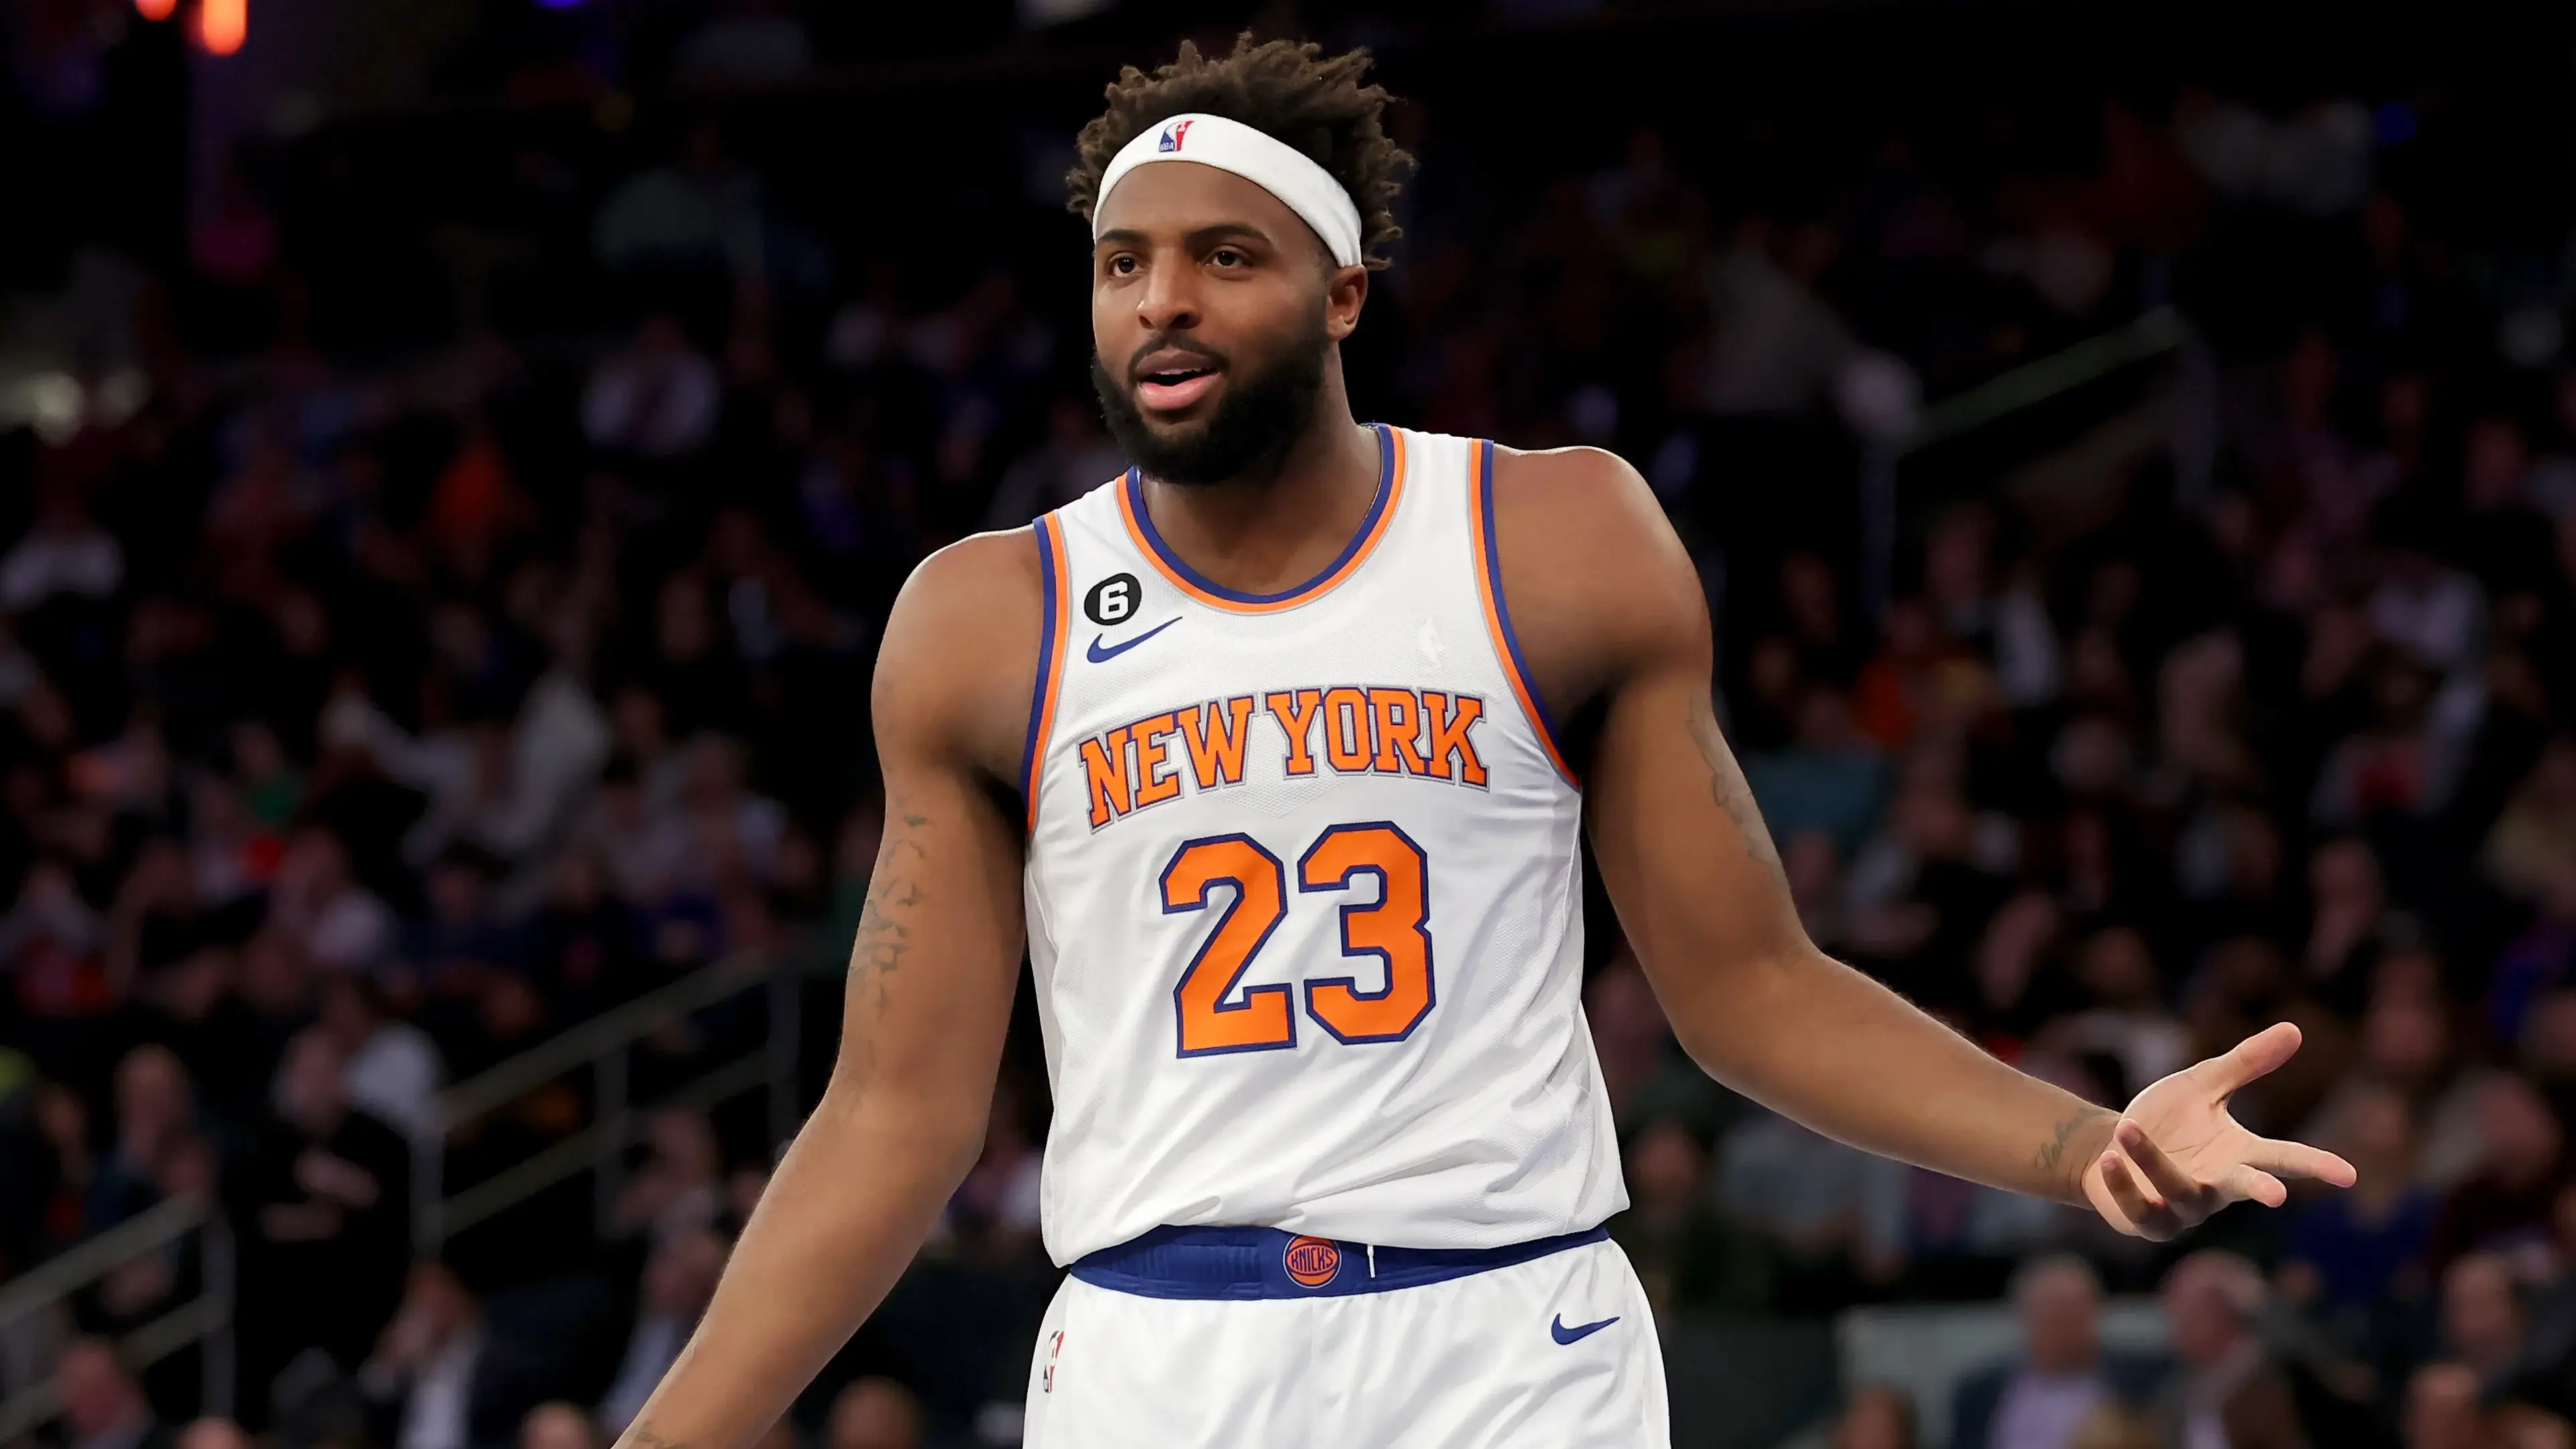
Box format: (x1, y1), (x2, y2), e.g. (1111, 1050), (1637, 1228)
(1134, 256), (1202, 335)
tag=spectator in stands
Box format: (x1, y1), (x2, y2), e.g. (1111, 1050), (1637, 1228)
(322, 973), (443, 1141)
(983, 396), (1127, 531)
(1611, 1116), (1772, 1315)
(405, 845), (533, 988)
(1742, 686), (1889, 861)
(0, 493), (123, 615)
(2404, 1362), (2482, 1449)
(2441, 1254), (2533, 1397)
(173, 1418), (250, 1449)
(598, 1228), (728, 1437)
(2063, 1408), (2157, 1449)
(943, 1075), (1043, 1265)
(590, 132), (767, 292)
(1950, 1255), (2161, 1449)
(1829, 1384), (1920, 1449)
(521, 1402), (596, 1449)
(2, 859), (108, 1020)
(609, 1107), (723, 1245)
(2053, 926), (2190, 1103)
(579, 313), (724, 460)
(1718, 1106), (1907, 1304)
(228, 1028), (412, 1416)
(2148, 1251), (2306, 1449)
(531, 851), (643, 1018)
(2279, 1080), (2438, 1330)
(2492, 1403), (2576, 1449)
(2430, 1073), (2567, 1273)
(54, 1338), (166, 1449)
(267, 828), (395, 977)
(2487, 739), (2576, 902)
(1583, 953), (1725, 1136)
(85, 1046), (196, 1234)
(360, 1262), (493, 1449)
(824, 1377), (923, 1449)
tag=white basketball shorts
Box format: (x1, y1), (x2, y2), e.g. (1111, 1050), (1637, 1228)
(1019, 1226), (1668, 1448)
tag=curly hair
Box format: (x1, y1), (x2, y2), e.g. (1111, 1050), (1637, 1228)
(1066, 34), (1413, 271)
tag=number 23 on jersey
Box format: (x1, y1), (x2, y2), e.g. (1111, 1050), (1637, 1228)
(1159, 822), (1435, 1056)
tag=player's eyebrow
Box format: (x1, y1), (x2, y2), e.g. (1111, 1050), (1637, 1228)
(1093, 222), (1277, 250)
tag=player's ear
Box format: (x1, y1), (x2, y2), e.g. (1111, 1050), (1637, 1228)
(1324, 263), (1368, 341)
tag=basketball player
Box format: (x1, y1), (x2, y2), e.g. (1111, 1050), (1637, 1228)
(614, 36), (2355, 1448)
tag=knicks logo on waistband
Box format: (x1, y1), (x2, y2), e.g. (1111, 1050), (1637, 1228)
(1283, 1236), (1341, 1289)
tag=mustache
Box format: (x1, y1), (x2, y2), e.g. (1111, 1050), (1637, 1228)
(1126, 336), (1229, 379)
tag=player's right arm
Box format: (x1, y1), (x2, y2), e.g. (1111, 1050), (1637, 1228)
(612, 533), (1040, 1449)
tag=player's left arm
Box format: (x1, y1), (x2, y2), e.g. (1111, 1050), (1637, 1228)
(1491, 445), (2355, 1238)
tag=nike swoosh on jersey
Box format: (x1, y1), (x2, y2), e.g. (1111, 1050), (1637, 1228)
(1550, 1314), (1620, 1345)
(1085, 618), (1179, 663)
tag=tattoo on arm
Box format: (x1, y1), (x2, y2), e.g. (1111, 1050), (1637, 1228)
(1686, 695), (1785, 881)
(627, 1423), (689, 1449)
(853, 802), (930, 1006)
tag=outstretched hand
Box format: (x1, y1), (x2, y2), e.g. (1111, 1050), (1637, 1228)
(2082, 1022), (2359, 1241)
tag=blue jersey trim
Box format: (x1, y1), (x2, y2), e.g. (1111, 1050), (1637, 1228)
(1019, 515), (1063, 829)
(1475, 439), (1577, 786)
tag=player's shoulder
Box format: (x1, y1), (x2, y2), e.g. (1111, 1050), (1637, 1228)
(1488, 443), (1693, 602)
(1487, 442), (1679, 564)
(875, 525), (1046, 777)
(1482, 443), (1703, 705)
(904, 523), (1044, 600)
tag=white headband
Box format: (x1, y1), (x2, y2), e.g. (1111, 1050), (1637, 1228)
(1091, 112), (1365, 270)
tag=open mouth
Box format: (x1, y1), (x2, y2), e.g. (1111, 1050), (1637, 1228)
(1135, 354), (1224, 412)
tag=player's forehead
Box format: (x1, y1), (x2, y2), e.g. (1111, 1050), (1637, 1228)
(1092, 159), (1322, 256)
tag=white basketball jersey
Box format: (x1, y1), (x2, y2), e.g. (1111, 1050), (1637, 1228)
(1019, 425), (1627, 1265)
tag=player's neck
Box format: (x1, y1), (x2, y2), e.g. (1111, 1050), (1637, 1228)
(1136, 392), (1382, 598)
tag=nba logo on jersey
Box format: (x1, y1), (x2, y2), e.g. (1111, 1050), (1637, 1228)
(1158, 119), (1193, 152)
(1283, 1236), (1340, 1289)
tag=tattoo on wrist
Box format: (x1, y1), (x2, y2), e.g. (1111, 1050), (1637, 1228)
(2036, 1108), (2111, 1194)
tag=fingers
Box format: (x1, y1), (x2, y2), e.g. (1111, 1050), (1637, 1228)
(2217, 1164), (2290, 1209)
(2246, 1136), (2360, 1189)
(2201, 1021), (2304, 1095)
(2097, 1152), (2184, 1242)
(2114, 1121), (2212, 1212)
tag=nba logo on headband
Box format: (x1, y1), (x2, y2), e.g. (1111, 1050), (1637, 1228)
(1158, 119), (1193, 153)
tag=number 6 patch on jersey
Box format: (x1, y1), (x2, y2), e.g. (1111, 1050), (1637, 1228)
(1160, 821), (1434, 1056)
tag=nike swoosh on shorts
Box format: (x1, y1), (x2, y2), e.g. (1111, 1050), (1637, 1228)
(1550, 1314), (1620, 1345)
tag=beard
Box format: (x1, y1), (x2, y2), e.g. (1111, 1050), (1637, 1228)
(1092, 305), (1331, 488)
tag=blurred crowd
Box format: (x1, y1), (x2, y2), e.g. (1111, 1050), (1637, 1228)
(7, 1), (2576, 1447)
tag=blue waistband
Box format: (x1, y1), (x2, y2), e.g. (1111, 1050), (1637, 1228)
(1069, 1224), (1609, 1300)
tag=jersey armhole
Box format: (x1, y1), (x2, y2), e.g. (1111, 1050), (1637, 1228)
(1020, 512), (1071, 832)
(1469, 440), (1580, 788)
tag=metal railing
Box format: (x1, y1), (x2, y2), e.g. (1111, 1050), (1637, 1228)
(415, 951), (807, 1250)
(1856, 306), (2206, 622)
(0, 950), (808, 1440)
(0, 1197), (234, 1442)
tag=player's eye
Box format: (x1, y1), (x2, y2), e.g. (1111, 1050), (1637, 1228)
(1210, 248), (1244, 268)
(1107, 254), (1138, 276)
